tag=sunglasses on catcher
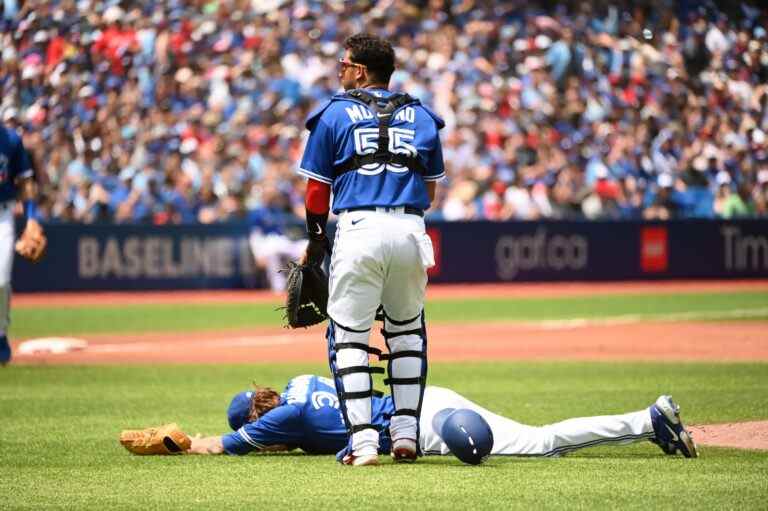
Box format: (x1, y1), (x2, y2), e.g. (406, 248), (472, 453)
(338, 58), (366, 71)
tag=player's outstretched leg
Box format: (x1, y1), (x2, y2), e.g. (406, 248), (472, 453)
(327, 320), (384, 466)
(382, 311), (427, 463)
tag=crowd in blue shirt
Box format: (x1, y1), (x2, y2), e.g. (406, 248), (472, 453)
(1, 0), (767, 224)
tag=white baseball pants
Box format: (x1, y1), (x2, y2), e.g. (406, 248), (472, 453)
(328, 208), (434, 456)
(419, 387), (654, 456)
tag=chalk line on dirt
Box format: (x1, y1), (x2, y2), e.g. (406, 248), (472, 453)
(527, 308), (768, 330)
(86, 335), (295, 353)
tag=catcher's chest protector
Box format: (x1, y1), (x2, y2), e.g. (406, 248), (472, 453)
(333, 89), (426, 177)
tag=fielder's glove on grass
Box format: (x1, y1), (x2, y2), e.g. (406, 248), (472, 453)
(119, 423), (191, 455)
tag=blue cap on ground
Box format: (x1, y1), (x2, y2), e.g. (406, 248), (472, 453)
(437, 408), (494, 465)
(227, 391), (253, 431)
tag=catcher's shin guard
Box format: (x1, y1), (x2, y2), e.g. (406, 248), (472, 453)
(381, 310), (427, 450)
(327, 319), (384, 456)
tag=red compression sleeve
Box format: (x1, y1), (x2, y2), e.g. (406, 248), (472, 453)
(306, 178), (331, 214)
(305, 179), (331, 241)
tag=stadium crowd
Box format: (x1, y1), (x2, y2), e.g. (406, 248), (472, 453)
(2, 0), (768, 225)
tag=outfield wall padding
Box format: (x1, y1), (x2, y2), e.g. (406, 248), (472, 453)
(13, 220), (768, 291)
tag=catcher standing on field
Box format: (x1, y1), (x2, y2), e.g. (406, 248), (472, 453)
(294, 33), (445, 466)
(0, 122), (46, 365)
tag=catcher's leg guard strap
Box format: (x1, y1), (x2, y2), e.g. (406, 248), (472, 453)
(337, 366), (384, 376)
(381, 308), (421, 326)
(327, 320), (379, 454)
(335, 342), (383, 358)
(383, 312), (427, 444)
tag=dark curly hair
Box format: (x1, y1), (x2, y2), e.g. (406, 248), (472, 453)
(343, 33), (395, 84)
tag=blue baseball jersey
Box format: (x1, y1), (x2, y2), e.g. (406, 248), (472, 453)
(222, 375), (395, 455)
(0, 124), (33, 202)
(298, 88), (445, 213)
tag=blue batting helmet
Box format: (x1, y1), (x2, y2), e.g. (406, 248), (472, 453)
(436, 408), (494, 465)
(227, 391), (253, 431)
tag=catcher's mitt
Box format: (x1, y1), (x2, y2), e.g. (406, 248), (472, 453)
(15, 220), (47, 263)
(282, 261), (329, 328)
(119, 423), (191, 455)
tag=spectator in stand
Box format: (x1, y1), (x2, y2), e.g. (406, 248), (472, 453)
(722, 182), (757, 218)
(0, 1), (767, 224)
(643, 173), (680, 220)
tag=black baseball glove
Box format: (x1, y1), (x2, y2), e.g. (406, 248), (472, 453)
(282, 261), (329, 328)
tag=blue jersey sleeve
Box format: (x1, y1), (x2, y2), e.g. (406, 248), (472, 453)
(423, 134), (445, 182)
(9, 130), (33, 180)
(221, 404), (302, 455)
(298, 117), (334, 185)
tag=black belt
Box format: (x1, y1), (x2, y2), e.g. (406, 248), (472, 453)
(344, 206), (424, 217)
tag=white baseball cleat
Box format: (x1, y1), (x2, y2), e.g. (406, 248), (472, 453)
(341, 453), (379, 466)
(391, 438), (418, 463)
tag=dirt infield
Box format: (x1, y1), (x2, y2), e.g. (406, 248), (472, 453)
(689, 422), (768, 451)
(12, 319), (768, 365)
(12, 280), (768, 365)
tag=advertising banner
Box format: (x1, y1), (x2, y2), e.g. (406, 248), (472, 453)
(13, 220), (768, 291)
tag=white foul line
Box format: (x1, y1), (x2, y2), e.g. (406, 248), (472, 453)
(86, 335), (297, 353)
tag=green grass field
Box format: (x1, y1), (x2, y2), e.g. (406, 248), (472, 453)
(10, 290), (768, 338)
(2, 363), (767, 509)
(3, 289), (768, 509)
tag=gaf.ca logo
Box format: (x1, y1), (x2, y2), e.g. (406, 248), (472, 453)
(495, 228), (588, 279)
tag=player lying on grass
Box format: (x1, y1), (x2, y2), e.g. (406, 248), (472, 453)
(122, 375), (698, 460)
(120, 374), (698, 460)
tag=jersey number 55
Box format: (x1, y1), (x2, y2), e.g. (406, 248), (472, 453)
(352, 127), (417, 175)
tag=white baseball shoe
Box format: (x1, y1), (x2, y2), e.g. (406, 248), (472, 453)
(341, 453), (379, 466)
(391, 438), (418, 463)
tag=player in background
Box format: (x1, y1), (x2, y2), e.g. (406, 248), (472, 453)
(185, 374), (698, 459)
(296, 33), (445, 465)
(248, 183), (307, 292)
(0, 121), (46, 365)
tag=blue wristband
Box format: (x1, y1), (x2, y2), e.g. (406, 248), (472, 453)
(24, 200), (38, 221)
